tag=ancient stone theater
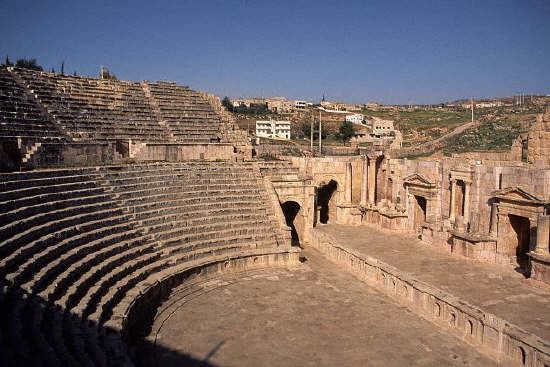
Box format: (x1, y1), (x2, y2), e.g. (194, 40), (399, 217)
(0, 67), (549, 366)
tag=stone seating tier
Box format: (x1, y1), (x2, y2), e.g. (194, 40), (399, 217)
(5, 68), (228, 144)
(0, 69), (64, 139)
(0, 161), (286, 366)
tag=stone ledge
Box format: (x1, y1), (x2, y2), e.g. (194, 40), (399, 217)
(310, 230), (550, 366)
(451, 230), (497, 243)
(378, 207), (408, 218)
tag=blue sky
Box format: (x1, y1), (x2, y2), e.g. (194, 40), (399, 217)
(1, 0), (549, 104)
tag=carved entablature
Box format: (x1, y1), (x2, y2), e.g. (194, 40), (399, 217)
(492, 186), (549, 220)
(403, 173), (438, 198)
(450, 166), (474, 184)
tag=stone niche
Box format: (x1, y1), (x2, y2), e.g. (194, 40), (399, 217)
(448, 166), (474, 230)
(403, 173), (441, 238)
(492, 187), (549, 273)
(448, 165), (499, 262)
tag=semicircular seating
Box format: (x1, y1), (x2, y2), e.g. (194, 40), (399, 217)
(0, 161), (290, 367)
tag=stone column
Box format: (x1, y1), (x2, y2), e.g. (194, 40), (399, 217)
(368, 156), (376, 204)
(344, 162), (352, 203)
(463, 182), (471, 225)
(360, 156), (368, 206)
(536, 214), (550, 255)
(449, 179), (456, 222)
(489, 203), (498, 236)
(408, 193), (415, 230)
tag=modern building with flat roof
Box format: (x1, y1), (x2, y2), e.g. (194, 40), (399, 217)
(256, 120), (291, 140)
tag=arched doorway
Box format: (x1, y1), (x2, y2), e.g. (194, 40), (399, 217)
(281, 201), (304, 246)
(317, 180), (338, 224)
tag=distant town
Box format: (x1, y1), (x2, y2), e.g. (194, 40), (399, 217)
(224, 95), (550, 159)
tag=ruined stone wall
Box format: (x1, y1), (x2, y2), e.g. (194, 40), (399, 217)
(133, 143), (236, 162)
(394, 158), (441, 204)
(200, 91), (252, 159)
(452, 149), (520, 162)
(285, 156), (363, 205)
(394, 157), (550, 235)
(527, 106), (550, 166)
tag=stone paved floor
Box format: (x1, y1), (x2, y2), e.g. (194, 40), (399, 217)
(316, 224), (550, 342)
(149, 247), (496, 367)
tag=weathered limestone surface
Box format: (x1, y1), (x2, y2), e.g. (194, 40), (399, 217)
(312, 225), (550, 366)
(0, 67), (250, 170)
(143, 247), (497, 367)
(0, 161), (297, 366)
(527, 106), (550, 166)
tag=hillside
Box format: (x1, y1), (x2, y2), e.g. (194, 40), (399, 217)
(226, 97), (549, 157)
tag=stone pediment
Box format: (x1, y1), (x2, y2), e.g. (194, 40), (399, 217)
(403, 173), (436, 188)
(492, 186), (548, 204)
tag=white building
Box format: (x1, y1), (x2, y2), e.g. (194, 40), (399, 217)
(345, 113), (365, 124)
(256, 120), (291, 140)
(294, 100), (310, 109)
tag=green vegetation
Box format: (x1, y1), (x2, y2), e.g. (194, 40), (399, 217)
(2, 56), (13, 67)
(222, 97), (232, 110)
(443, 119), (523, 155)
(100, 67), (117, 80)
(2, 57), (43, 71)
(297, 120), (328, 140)
(338, 120), (355, 141)
(222, 97), (276, 116)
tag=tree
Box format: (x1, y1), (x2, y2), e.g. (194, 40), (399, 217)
(2, 55), (13, 67)
(61, 61), (64, 74)
(301, 120), (327, 139)
(338, 120), (355, 141)
(100, 66), (117, 80)
(300, 121), (311, 138)
(15, 58), (43, 71)
(221, 97), (233, 111)
(50, 67), (55, 73)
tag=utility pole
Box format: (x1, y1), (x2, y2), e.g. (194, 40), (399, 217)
(471, 97), (474, 123)
(318, 109), (322, 154)
(310, 108), (314, 152)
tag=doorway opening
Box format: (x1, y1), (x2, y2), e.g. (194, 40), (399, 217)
(414, 195), (427, 230)
(281, 201), (303, 246)
(455, 180), (466, 217)
(509, 214), (531, 273)
(317, 180), (338, 224)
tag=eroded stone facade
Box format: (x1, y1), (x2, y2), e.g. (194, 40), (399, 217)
(274, 107), (550, 289)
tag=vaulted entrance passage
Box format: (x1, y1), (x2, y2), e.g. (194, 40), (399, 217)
(509, 214), (531, 273)
(317, 180), (338, 224)
(281, 201), (304, 246)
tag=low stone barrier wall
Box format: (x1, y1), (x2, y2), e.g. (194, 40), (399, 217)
(120, 249), (300, 345)
(19, 142), (238, 170)
(134, 143), (235, 161)
(311, 230), (550, 367)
